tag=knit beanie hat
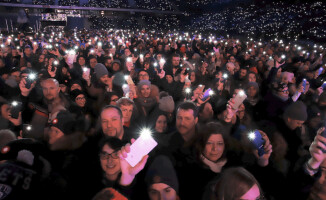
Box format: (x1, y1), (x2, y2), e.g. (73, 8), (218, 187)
(94, 63), (109, 80)
(283, 101), (307, 121)
(137, 80), (151, 90)
(246, 82), (259, 91)
(70, 89), (85, 102)
(159, 95), (175, 113)
(50, 110), (76, 135)
(145, 155), (179, 193)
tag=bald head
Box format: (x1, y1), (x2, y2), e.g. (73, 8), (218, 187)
(42, 78), (60, 101)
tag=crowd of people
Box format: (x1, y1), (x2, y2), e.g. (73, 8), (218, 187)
(189, 1), (326, 42)
(0, 27), (326, 200)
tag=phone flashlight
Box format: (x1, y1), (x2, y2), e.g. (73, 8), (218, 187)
(53, 60), (58, 65)
(223, 73), (228, 79)
(12, 101), (18, 107)
(90, 49), (94, 53)
(153, 62), (158, 67)
(126, 57), (132, 62)
(281, 55), (286, 59)
(140, 127), (152, 139)
(185, 88), (191, 94)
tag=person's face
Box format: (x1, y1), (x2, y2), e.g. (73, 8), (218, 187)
(148, 183), (177, 200)
(105, 59), (112, 67)
(247, 86), (257, 98)
(190, 72), (196, 82)
(141, 85), (151, 98)
(112, 63), (121, 71)
(277, 86), (289, 98)
(75, 94), (86, 107)
(110, 95), (119, 106)
(11, 71), (21, 83)
(39, 55), (45, 63)
(90, 58), (97, 68)
(172, 56), (180, 67)
(49, 126), (64, 145)
(248, 73), (256, 82)
(155, 115), (167, 133)
(239, 69), (247, 79)
(203, 134), (224, 162)
(176, 109), (198, 136)
(1, 104), (10, 120)
(237, 104), (245, 119)
(239, 184), (261, 200)
(24, 48), (32, 56)
(78, 57), (86, 66)
(281, 75), (288, 84)
(200, 103), (213, 122)
(120, 104), (133, 123)
(124, 49), (131, 56)
(286, 118), (304, 130)
(70, 83), (82, 91)
(229, 56), (236, 63)
(59, 84), (67, 93)
(166, 75), (173, 84)
(100, 75), (111, 85)
(101, 108), (124, 138)
(139, 71), (149, 81)
(42, 80), (60, 101)
(100, 144), (121, 179)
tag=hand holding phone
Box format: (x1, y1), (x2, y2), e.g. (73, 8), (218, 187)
(124, 130), (157, 167)
(10, 101), (22, 119)
(201, 88), (212, 101)
(232, 90), (247, 110)
(22, 124), (33, 138)
(302, 79), (307, 93)
(248, 130), (266, 157)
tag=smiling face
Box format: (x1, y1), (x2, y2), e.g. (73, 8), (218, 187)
(100, 144), (121, 180)
(203, 134), (225, 162)
(155, 115), (167, 133)
(141, 85), (151, 98)
(101, 108), (124, 138)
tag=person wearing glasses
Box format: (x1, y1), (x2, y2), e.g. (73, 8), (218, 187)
(96, 137), (148, 199)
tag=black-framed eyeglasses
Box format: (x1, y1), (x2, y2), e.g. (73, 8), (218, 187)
(99, 151), (119, 160)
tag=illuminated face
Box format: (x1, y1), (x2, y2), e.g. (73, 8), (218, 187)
(239, 184), (261, 200)
(203, 134), (224, 162)
(139, 71), (149, 81)
(155, 115), (167, 133)
(172, 56), (180, 67)
(141, 85), (151, 98)
(120, 105), (133, 123)
(148, 183), (177, 200)
(75, 94), (86, 107)
(100, 144), (121, 180)
(42, 79), (60, 102)
(239, 69), (247, 79)
(176, 109), (198, 136)
(101, 108), (124, 138)
(49, 126), (64, 145)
